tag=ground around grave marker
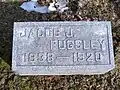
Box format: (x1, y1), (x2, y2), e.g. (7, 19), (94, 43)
(0, 0), (120, 89)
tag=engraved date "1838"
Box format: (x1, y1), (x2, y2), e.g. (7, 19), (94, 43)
(22, 52), (54, 63)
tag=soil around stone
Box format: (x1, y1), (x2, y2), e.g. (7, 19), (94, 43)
(0, 0), (120, 89)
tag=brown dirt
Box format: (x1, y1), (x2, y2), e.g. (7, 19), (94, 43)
(0, 0), (120, 90)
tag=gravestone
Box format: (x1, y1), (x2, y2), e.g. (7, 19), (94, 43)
(12, 22), (115, 75)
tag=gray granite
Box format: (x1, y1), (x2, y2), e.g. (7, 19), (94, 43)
(12, 21), (115, 75)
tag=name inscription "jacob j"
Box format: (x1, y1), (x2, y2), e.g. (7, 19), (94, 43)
(19, 27), (74, 38)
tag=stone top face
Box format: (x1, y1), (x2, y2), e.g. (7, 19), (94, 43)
(12, 22), (115, 75)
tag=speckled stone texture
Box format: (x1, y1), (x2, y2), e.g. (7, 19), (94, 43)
(12, 22), (114, 75)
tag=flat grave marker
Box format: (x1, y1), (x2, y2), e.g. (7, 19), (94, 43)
(12, 21), (115, 75)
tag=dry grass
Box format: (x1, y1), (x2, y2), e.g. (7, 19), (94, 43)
(0, 0), (120, 90)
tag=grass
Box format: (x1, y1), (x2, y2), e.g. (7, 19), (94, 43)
(0, 0), (120, 89)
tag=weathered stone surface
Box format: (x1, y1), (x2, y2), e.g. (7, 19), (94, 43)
(12, 22), (115, 75)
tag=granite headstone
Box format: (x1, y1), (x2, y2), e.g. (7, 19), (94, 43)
(12, 22), (115, 75)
